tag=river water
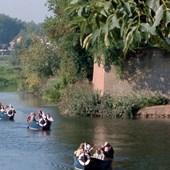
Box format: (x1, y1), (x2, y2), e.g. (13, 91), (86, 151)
(0, 92), (170, 170)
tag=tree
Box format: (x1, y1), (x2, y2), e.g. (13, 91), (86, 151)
(67, 0), (170, 60)
(0, 14), (24, 44)
(44, 0), (93, 81)
(18, 36), (59, 91)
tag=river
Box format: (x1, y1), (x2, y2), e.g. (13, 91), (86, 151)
(0, 92), (170, 170)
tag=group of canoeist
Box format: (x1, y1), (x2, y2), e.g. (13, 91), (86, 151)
(74, 142), (114, 170)
(0, 101), (54, 131)
(27, 110), (54, 130)
(74, 141), (114, 161)
(0, 103), (16, 120)
(0, 101), (114, 169)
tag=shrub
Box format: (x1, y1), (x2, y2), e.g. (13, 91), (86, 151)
(58, 85), (169, 119)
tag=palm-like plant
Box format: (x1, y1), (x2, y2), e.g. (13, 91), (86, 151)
(67, 0), (170, 59)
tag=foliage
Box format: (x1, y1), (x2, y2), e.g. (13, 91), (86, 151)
(42, 56), (78, 102)
(44, 0), (71, 40)
(0, 14), (24, 44)
(111, 92), (168, 119)
(42, 84), (61, 102)
(23, 73), (41, 92)
(44, 0), (93, 81)
(58, 85), (169, 119)
(18, 36), (59, 92)
(23, 21), (44, 36)
(66, 0), (170, 62)
(0, 55), (21, 91)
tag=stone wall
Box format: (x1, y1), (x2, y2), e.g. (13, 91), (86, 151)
(136, 105), (170, 119)
(92, 63), (132, 95)
(92, 48), (170, 96)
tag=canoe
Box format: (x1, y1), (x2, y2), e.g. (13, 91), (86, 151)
(27, 111), (54, 131)
(74, 155), (112, 170)
(0, 109), (15, 120)
(27, 119), (52, 131)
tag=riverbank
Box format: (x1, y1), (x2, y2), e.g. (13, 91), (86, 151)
(1, 54), (168, 120)
(57, 83), (169, 119)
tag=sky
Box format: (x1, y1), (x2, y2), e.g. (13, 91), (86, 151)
(0, 0), (51, 23)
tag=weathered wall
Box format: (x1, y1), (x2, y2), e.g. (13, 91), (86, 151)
(136, 105), (170, 119)
(92, 63), (132, 95)
(92, 63), (105, 94)
(92, 48), (170, 96)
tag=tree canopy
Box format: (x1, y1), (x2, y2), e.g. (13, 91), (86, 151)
(44, 0), (93, 81)
(43, 0), (170, 70)
(0, 14), (24, 44)
(63, 0), (170, 63)
(18, 37), (59, 91)
(67, 0), (170, 58)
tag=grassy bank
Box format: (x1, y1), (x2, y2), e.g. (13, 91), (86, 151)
(0, 55), (21, 91)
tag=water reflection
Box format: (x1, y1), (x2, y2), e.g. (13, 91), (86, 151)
(19, 92), (45, 107)
(92, 119), (108, 145)
(26, 128), (51, 137)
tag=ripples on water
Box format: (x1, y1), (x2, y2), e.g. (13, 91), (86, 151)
(0, 92), (170, 170)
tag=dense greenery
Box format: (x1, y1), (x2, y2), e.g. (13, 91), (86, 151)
(67, 0), (170, 61)
(42, 0), (170, 114)
(25, 0), (92, 101)
(0, 55), (21, 91)
(12, 0), (93, 99)
(44, 0), (93, 80)
(0, 14), (24, 44)
(18, 37), (59, 92)
(58, 83), (168, 119)
(42, 0), (170, 86)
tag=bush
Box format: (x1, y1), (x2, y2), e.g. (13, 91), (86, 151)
(111, 92), (168, 119)
(0, 56), (21, 91)
(58, 85), (169, 119)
